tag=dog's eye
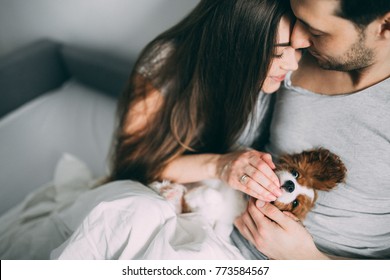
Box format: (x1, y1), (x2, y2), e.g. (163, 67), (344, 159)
(291, 170), (299, 178)
(292, 199), (299, 209)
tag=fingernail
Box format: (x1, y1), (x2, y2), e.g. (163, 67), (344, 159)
(256, 200), (265, 208)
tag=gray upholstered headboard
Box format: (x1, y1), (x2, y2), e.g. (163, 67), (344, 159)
(61, 43), (133, 98)
(0, 39), (135, 118)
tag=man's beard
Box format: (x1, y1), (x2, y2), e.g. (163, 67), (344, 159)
(315, 30), (375, 72)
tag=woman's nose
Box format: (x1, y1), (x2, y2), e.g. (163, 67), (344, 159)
(291, 20), (311, 50)
(282, 48), (300, 71)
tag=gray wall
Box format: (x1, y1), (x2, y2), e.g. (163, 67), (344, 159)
(0, 0), (199, 59)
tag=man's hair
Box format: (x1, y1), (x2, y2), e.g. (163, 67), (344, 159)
(337, 0), (390, 27)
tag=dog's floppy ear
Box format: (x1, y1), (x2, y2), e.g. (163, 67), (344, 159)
(279, 148), (347, 191)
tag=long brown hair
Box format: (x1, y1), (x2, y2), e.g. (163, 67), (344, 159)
(110, 0), (290, 184)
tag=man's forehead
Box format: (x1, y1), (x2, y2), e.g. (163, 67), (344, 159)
(290, 0), (343, 27)
(290, 0), (341, 15)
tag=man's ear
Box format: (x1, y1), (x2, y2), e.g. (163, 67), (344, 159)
(378, 12), (390, 39)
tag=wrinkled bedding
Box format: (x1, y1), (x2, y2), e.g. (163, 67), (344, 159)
(0, 154), (244, 260)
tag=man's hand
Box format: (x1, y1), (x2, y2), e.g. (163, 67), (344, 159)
(234, 198), (329, 260)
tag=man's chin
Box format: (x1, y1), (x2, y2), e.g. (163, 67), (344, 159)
(309, 51), (326, 65)
(309, 52), (336, 70)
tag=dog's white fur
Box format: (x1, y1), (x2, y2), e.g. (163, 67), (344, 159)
(275, 170), (315, 203)
(150, 180), (246, 240)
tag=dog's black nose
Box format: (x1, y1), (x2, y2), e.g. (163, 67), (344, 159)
(282, 180), (295, 193)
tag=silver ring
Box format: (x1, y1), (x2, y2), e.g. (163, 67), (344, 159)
(239, 174), (249, 185)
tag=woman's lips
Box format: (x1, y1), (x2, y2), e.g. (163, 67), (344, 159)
(270, 74), (286, 82)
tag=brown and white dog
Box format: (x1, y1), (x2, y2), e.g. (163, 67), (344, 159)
(150, 148), (347, 235)
(273, 148), (347, 220)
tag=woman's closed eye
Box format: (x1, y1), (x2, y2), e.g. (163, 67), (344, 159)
(273, 52), (284, 59)
(273, 44), (292, 59)
(273, 47), (287, 59)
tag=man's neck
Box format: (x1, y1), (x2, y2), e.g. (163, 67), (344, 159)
(291, 54), (390, 95)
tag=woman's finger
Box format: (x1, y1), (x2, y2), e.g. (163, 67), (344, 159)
(239, 177), (276, 201)
(260, 153), (276, 169)
(244, 164), (281, 198)
(249, 155), (280, 188)
(219, 150), (281, 200)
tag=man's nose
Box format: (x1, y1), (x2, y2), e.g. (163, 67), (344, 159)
(291, 20), (311, 50)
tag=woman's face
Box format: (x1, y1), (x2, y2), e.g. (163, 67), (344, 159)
(262, 15), (301, 94)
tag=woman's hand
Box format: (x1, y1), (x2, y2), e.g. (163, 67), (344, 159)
(234, 198), (329, 260)
(217, 149), (282, 201)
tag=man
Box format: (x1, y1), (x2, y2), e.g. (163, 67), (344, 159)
(233, 0), (390, 259)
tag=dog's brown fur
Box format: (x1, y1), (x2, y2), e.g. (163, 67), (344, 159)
(274, 148), (347, 220)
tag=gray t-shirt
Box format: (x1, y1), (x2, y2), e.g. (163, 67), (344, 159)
(232, 72), (390, 259)
(266, 72), (390, 259)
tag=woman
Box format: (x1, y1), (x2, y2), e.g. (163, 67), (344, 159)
(109, 0), (300, 202)
(51, 0), (302, 260)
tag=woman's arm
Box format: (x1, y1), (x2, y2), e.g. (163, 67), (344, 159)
(162, 150), (282, 202)
(123, 75), (281, 201)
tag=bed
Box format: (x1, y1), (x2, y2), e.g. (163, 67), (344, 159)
(0, 39), (131, 216)
(0, 39), (245, 260)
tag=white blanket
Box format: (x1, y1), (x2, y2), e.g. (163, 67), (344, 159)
(51, 181), (244, 260)
(0, 153), (244, 259)
(0, 153), (96, 259)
